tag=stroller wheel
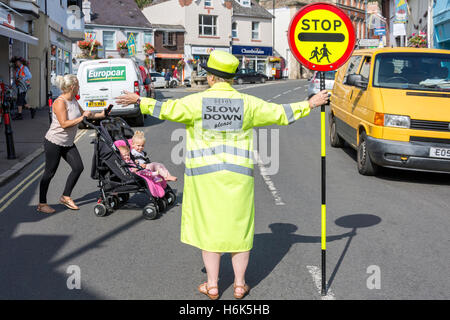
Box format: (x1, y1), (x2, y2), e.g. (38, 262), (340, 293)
(94, 203), (108, 217)
(143, 203), (158, 220)
(156, 198), (168, 213)
(165, 190), (176, 207)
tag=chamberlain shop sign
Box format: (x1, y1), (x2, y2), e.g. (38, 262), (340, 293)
(232, 45), (273, 56)
(87, 66), (126, 83)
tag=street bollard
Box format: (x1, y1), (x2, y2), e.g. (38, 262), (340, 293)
(2, 93), (16, 160)
(47, 91), (53, 124)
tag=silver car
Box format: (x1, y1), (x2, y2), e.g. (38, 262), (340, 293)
(307, 71), (336, 99)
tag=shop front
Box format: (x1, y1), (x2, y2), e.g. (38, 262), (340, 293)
(155, 53), (184, 74)
(231, 45), (273, 76)
(0, 4), (38, 104)
(50, 29), (73, 95)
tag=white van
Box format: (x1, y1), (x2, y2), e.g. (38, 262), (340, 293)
(77, 58), (147, 126)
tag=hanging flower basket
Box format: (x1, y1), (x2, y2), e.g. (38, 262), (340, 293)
(408, 33), (427, 48)
(117, 40), (128, 50)
(78, 40), (101, 59)
(143, 43), (155, 55)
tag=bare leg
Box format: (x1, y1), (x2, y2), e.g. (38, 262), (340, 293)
(231, 251), (250, 295)
(201, 250), (220, 296)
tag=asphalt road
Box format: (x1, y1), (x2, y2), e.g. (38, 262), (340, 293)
(0, 79), (448, 300)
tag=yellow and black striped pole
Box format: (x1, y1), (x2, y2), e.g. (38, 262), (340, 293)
(320, 71), (327, 296)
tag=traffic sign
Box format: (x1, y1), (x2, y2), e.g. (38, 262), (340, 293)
(288, 2), (356, 71)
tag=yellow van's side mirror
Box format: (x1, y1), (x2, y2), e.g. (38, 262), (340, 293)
(346, 73), (368, 90)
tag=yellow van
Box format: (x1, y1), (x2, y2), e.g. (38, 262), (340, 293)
(329, 47), (450, 175)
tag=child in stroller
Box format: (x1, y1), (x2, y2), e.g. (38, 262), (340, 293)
(130, 131), (177, 182)
(87, 116), (176, 220)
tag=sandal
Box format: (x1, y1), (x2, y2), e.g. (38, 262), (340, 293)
(37, 204), (56, 214)
(233, 283), (250, 299)
(198, 282), (219, 300)
(60, 196), (79, 210)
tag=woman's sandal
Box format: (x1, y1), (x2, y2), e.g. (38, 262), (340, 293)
(37, 204), (56, 214)
(60, 196), (79, 210)
(233, 283), (250, 299)
(198, 282), (219, 300)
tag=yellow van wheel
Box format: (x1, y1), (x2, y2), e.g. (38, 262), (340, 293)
(329, 115), (344, 148)
(357, 132), (379, 176)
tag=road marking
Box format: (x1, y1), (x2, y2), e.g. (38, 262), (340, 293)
(283, 90), (292, 94)
(273, 94), (281, 99)
(294, 87), (302, 91)
(254, 150), (285, 206)
(0, 162), (45, 209)
(0, 129), (87, 213)
(306, 265), (336, 300)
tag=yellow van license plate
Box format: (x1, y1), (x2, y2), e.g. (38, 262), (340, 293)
(429, 147), (450, 159)
(88, 101), (106, 107)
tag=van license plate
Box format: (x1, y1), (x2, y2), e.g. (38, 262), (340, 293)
(429, 147), (450, 159)
(87, 101), (106, 107)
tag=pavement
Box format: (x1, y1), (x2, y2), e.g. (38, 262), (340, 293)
(0, 107), (50, 186)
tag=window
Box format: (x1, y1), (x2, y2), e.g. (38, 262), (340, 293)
(343, 55), (362, 83)
(252, 22), (259, 40)
(162, 32), (176, 46)
(199, 15), (217, 36)
(232, 22), (238, 38)
(144, 32), (153, 45)
(240, 0), (250, 6)
(127, 32), (139, 51)
(359, 57), (371, 81)
(205, 0), (212, 7)
(103, 31), (115, 50)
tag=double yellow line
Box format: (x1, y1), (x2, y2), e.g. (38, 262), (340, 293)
(0, 130), (87, 213)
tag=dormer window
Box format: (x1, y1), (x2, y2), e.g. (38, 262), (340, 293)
(205, 0), (212, 7)
(239, 0), (251, 7)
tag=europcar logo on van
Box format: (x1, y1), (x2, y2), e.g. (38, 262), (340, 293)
(87, 66), (126, 82)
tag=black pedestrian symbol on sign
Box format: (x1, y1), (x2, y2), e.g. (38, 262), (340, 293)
(309, 47), (320, 62)
(309, 44), (332, 63)
(318, 44), (332, 63)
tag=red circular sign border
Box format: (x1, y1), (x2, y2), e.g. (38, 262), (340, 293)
(288, 2), (356, 72)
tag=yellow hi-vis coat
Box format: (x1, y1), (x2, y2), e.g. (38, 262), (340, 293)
(139, 82), (310, 252)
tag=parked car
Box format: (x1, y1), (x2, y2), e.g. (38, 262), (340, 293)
(329, 47), (450, 175)
(307, 71), (336, 99)
(234, 69), (268, 85)
(77, 58), (147, 126)
(150, 72), (166, 88)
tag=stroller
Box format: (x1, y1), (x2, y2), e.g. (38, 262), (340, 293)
(83, 111), (176, 220)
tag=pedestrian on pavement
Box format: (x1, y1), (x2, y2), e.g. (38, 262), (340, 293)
(173, 67), (178, 81)
(37, 74), (106, 214)
(11, 57), (34, 120)
(164, 69), (172, 88)
(116, 50), (330, 300)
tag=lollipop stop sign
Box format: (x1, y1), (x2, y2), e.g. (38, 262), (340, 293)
(287, 2), (356, 297)
(288, 2), (356, 71)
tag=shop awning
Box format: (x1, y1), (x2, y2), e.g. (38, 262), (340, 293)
(155, 53), (184, 59)
(0, 24), (38, 46)
(268, 56), (281, 62)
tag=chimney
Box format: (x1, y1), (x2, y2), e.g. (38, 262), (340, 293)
(82, 0), (91, 24)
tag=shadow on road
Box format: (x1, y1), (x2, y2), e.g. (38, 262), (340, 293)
(0, 177), (149, 299)
(327, 214), (381, 291)
(212, 223), (356, 294)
